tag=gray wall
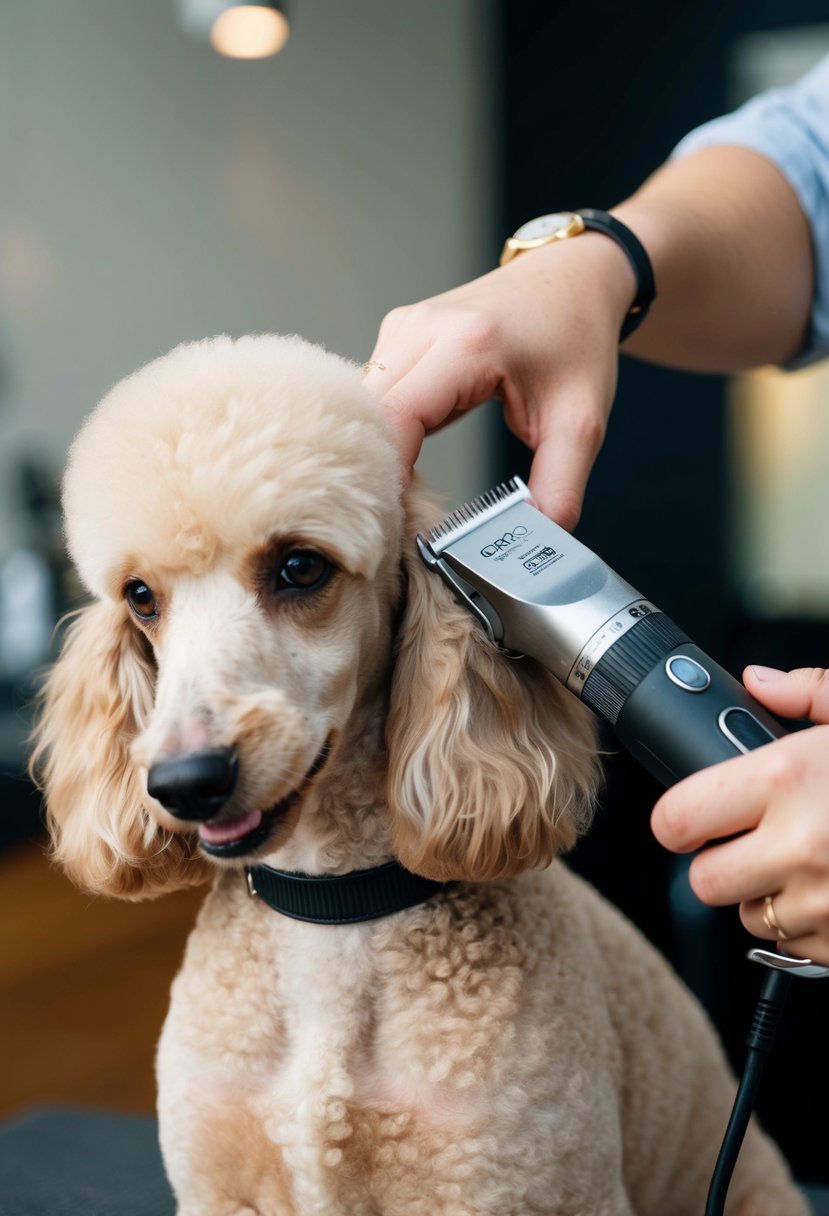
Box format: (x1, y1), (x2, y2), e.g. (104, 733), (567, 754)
(0, 0), (497, 560)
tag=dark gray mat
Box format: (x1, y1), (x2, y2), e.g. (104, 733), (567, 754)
(2, 1105), (828, 1214)
(0, 1108), (174, 1216)
(805, 1184), (829, 1216)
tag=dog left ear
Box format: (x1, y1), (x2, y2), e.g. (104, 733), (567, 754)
(30, 600), (210, 899)
(386, 485), (601, 883)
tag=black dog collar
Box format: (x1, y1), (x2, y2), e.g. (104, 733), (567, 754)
(245, 859), (451, 924)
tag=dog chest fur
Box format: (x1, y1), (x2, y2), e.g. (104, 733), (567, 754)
(155, 869), (637, 1215)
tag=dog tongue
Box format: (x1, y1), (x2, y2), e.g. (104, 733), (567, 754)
(198, 809), (263, 845)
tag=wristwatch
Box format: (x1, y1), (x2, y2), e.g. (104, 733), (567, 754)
(499, 208), (656, 340)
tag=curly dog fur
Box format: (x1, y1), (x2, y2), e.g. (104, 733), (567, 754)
(32, 334), (806, 1215)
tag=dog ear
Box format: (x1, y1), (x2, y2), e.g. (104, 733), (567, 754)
(30, 600), (210, 899)
(386, 485), (601, 883)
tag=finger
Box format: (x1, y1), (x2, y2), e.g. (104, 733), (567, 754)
(361, 346), (441, 470)
(378, 342), (500, 469)
(526, 434), (590, 532)
(744, 665), (829, 725)
(524, 396), (608, 530)
(363, 367), (424, 478)
(740, 894), (811, 944)
(380, 408), (427, 475)
(778, 934), (829, 967)
(361, 340), (413, 404)
(687, 831), (787, 907)
(741, 894), (829, 963)
(651, 753), (766, 854)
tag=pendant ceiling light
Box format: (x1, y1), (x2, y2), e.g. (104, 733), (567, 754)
(177, 1), (290, 59)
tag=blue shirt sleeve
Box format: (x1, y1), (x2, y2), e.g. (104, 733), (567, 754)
(672, 55), (829, 368)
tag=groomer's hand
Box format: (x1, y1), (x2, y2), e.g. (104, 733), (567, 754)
(364, 234), (636, 530)
(652, 666), (829, 965)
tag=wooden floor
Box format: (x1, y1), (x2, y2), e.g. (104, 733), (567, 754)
(0, 834), (204, 1119)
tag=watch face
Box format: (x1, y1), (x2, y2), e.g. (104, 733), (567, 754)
(514, 212), (576, 241)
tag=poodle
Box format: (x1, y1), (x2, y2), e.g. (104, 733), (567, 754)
(31, 334), (807, 1216)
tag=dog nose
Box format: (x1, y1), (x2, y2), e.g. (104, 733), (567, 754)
(147, 748), (238, 821)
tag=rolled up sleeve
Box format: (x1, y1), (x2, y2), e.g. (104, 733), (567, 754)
(673, 55), (829, 368)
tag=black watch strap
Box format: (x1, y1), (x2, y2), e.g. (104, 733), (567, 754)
(575, 209), (656, 340)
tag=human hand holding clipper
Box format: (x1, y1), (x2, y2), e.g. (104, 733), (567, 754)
(652, 665), (829, 963)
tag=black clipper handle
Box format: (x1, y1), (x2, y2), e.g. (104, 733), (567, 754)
(580, 615), (787, 786)
(614, 645), (786, 786)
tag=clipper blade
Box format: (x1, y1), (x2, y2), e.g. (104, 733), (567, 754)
(417, 473), (649, 686)
(420, 476), (532, 556)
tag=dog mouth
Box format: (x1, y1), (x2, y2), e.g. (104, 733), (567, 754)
(197, 741), (331, 860)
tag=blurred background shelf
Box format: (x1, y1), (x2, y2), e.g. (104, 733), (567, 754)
(0, 835), (202, 1119)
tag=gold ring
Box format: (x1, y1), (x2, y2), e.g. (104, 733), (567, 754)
(763, 894), (789, 941)
(362, 360), (386, 375)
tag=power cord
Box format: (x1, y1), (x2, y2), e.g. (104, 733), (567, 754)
(704, 967), (793, 1216)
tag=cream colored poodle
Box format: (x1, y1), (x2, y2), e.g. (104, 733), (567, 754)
(32, 335), (807, 1216)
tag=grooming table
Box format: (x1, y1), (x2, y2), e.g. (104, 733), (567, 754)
(0, 1108), (174, 1216)
(2, 1106), (828, 1215)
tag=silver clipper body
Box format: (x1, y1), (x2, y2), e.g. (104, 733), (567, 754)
(419, 477), (786, 788)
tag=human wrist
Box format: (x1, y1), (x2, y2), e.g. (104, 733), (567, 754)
(559, 229), (641, 336)
(581, 228), (642, 333)
(501, 230), (638, 339)
(575, 210), (656, 338)
(500, 210), (650, 341)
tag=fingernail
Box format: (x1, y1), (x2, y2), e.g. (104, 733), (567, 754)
(750, 664), (785, 682)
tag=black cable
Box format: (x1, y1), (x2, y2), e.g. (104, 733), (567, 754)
(704, 967), (793, 1216)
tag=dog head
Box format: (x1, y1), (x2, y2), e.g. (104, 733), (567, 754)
(31, 334), (599, 898)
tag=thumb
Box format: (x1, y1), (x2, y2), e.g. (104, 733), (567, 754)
(526, 418), (600, 531)
(527, 446), (584, 531)
(743, 665), (829, 725)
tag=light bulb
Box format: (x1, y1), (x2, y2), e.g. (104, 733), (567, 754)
(210, 5), (290, 59)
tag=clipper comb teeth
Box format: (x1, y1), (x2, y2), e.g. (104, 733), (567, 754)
(419, 477), (532, 557)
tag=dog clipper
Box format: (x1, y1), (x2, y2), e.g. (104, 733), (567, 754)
(419, 477), (787, 786)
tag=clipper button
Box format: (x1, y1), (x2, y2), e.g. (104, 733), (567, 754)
(666, 655), (711, 692)
(719, 708), (776, 754)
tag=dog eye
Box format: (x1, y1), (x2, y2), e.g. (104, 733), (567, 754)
(276, 550), (332, 593)
(126, 581), (159, 619)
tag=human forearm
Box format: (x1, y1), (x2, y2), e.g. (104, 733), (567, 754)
(615, 144), (814, 371)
